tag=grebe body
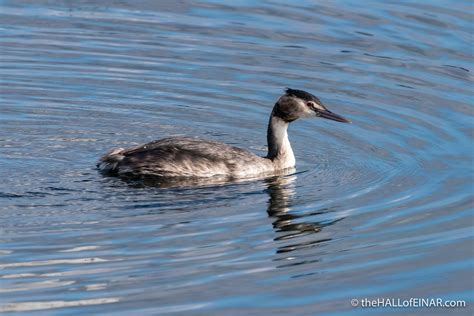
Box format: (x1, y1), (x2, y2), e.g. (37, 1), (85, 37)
(98, 89), (349, 178)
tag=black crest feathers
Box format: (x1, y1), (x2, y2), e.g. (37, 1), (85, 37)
(285, 88), (321, 103)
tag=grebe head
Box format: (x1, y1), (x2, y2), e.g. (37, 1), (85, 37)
(273, 88), (351, 123)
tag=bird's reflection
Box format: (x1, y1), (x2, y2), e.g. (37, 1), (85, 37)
(266, 174), (321, 235)
(264, 174), (343, 256)
(106, 171), (343, 259)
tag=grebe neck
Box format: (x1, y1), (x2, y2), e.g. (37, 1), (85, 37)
(266, 114), (295, 168)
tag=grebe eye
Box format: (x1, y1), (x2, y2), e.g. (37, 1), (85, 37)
(306, 101), (315, 108)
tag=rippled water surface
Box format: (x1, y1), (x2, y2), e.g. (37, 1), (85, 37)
(1, 1), (473, 315)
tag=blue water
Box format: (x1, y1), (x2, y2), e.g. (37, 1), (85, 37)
(1, 1), (473, 315)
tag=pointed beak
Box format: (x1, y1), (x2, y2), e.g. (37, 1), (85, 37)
(318, 109), (351, 123)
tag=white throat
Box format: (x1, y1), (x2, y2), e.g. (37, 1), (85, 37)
(267, 115), (296, 169)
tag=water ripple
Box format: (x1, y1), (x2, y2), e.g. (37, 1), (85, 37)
(1, 0), (472, 315)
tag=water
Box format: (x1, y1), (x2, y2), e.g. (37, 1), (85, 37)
(1, 1), (472, 315)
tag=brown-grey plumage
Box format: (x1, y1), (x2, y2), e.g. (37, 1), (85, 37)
(98, 88), (350, 179)
(98, 137), (274, 178)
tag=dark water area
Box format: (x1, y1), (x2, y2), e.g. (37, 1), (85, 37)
(1, 0), (473, 315)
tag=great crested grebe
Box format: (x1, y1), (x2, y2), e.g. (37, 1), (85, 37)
(98, 88), (350, 178)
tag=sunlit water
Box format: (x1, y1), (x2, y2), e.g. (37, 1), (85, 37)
(1, 1), (473, 315)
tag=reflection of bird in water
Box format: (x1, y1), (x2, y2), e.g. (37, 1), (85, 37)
(265, 175), (344, 255)
(98, 89), (349, 179)
(266, 175), (321, 234)
(114, 167), (345, 265)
